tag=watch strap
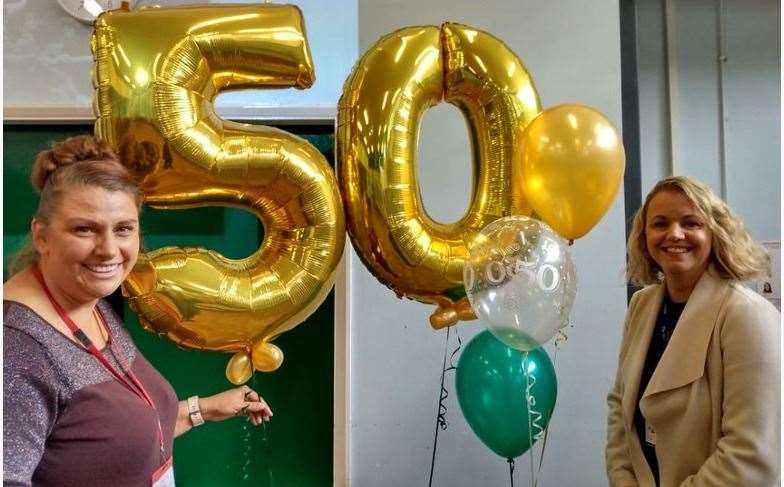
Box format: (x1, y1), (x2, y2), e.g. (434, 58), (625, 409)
(187, 395), (205, 427)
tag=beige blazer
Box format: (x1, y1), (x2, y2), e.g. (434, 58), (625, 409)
(606, 269), (780, 487)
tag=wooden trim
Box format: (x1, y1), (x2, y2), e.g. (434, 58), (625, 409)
(3, 105), (337, 125)
(3, 106), (95, 124)
(333, 243), (351, 486)
(333, 112), (350, 486)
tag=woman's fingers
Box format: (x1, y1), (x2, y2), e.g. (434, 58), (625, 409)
(200, 387), (273, 424)
(236, 387), (272, 425)
(240, 386), (264, 406)
(243, 401), (273, 418)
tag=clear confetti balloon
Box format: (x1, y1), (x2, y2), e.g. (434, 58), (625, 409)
(464, 216), (577, 351)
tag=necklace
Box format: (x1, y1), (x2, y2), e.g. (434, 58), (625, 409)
(660, 300), (670, 342)
(659, 298), (685, 344)
(92, 307), (109, 347)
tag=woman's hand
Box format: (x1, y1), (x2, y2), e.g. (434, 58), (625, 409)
(200, 385), (273, 426)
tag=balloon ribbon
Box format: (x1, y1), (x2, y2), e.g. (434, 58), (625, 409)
(240, 374), (275, 485)
(507, 457), (515, 487)
(524, 352), (547, 487)
(427, 326), (462, 486)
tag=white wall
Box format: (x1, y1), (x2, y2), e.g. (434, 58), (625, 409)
(3, 0), (357, 118)
(722, 1), (780, 243)
(352, 2), (626, 485)
(636, 0), (780, 243)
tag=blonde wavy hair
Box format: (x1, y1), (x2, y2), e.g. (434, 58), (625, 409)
(626, 176), (770, 286)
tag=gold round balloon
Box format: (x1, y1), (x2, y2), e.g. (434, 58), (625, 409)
(226, 352), (253, 386)
(516, 104), (626, 240)
(337, 23), (541, 329)
(92, 4), (345, 383)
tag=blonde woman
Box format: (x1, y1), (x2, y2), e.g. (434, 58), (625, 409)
(606, 176), (780, 487)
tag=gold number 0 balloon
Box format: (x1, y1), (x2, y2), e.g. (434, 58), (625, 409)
(92, 5), (345, 384)
(337, 23), (541, 329)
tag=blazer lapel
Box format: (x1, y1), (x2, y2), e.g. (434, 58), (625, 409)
(642, 269), (731, 399)
(621, 284), (665, 429)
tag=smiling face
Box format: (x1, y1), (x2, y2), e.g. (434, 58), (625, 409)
(645, 189), (713, 294)
(33, 185), (140, 307)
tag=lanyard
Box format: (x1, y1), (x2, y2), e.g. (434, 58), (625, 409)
(31, 264), (166, 459)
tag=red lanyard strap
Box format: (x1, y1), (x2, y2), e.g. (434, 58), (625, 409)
(31, 264), (166, 457)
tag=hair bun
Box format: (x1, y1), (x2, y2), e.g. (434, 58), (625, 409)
(31, 135), (119, 192)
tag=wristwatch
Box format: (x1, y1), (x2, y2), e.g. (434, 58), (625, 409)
(187, 396), (205, 427)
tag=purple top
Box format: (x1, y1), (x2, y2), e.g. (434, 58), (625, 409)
(3, 300), (179, 487)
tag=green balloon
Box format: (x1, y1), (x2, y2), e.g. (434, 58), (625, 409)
(456, 331), (557, 459)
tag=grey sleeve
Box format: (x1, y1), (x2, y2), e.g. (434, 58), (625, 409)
(3, 329), (59, 487)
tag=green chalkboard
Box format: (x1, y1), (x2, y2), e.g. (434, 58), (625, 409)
(3, 124), (335, 486)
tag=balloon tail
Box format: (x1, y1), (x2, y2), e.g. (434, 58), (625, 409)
(447, 327), (463, 371)
(524, 352), (534, 487)
(554, 328), (568, 348)
(522, 354), (545, 442)
(255, 372), (275, 487)
(507, 457), (515, 487)
(240, 374), (275, 486)
(523, 352), (546, 487)
(260, 421), (275, 486)
(427, 326), (462, 487)
(528, 348), (559, 487)
(240, 378), (253, 483)
(533, 422), (552, 487)
(554, 318), (573, 349)
(531, 344), (562, 487)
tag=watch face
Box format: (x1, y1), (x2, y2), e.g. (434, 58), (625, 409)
(57, 0), (135, 24)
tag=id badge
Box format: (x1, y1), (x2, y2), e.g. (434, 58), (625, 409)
(644, 422), (656, 447)
(152, 456), (175, 487)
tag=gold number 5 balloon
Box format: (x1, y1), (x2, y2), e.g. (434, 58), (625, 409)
(92, 4), (345, 384)
(337, 23), (540, 329)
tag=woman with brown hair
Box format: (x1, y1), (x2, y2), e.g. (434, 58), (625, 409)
(605, 176), (780, 486)
(3, 135), (273, 486)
